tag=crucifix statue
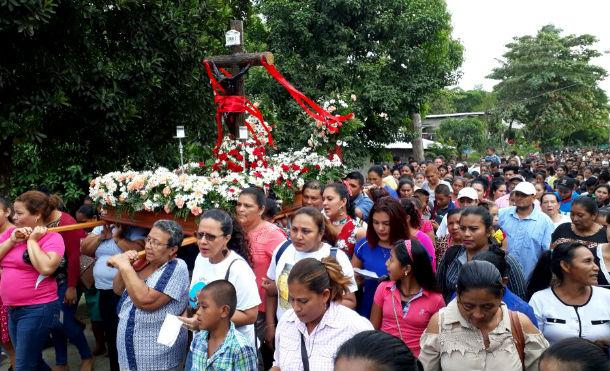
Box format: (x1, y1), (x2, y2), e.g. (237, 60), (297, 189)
(204, 20), (274, 139)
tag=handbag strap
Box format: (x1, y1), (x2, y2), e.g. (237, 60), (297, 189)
(300, 333), (310, 371)
(509, 310), (525, 371)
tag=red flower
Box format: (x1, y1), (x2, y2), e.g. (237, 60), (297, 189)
(235, 154), (244, 161)
(291, 164), (300, 171)
(229, 149), (239, 156)
(301, 167), (310, 174)
(251, 161), (258, 169)
(253, 171), (263, 178)
(229, 188), (235, 193)
(286, 180), (293, 188)
(234, 165), (244, 172)
(233, 179), (238, 183)
(281, 164), (290, 172)
(218, 153), (228, 161)
(277, 178), (282, 185)
(198, 162), (204, 167)
(315, 164), (321, 169)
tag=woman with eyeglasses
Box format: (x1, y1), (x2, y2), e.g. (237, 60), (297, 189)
(419, 261), (548, 371)
(107, 220), (189, 371)
(369, 239), (443, 357)
(179, 209), (260, 348)
(81, 222), (148, 371)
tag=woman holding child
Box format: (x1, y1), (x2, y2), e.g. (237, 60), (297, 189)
(108, 220), (190, 371)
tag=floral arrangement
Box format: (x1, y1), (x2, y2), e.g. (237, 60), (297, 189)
(89, 139), (345, 218)
(307, 93), (363, 153)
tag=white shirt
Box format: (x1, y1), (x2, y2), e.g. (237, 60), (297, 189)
(190, 251), (261, 346)
(273, 301), (373, 371)
(529, 286), (610, 346)
(551, 215), (572, 230)
(267, 242), (357, 320)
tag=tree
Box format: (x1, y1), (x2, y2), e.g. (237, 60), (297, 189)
(487, 25), (609, 148)
(249, 0), (463, 164)
(1, 0), (250, 206)
(435, 117), (486, 155)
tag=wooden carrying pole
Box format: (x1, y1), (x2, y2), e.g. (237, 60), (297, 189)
(18, 220), (197, 247)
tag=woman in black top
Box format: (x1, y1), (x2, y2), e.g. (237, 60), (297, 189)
(551, 196), (607, 250)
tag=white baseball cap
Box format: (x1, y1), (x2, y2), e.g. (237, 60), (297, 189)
(513, 181), (537, 196)
(457, 187), (478, 200)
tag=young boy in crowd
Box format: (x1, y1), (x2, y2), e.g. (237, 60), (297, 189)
(188, 280), (258, 371)
(414, 188), (431, 220)
(431, 184), (455, 228)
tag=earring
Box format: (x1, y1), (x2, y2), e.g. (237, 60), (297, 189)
(404, 272), (408, 276)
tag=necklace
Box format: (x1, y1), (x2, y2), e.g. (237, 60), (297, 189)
(331, 216), (348, 226)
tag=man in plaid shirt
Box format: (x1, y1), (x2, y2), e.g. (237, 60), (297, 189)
(188, 280), (257, 371)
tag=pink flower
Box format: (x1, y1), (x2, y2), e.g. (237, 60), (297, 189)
(191, 206), (203, 216)
(164, 204), (171, 214)
(175, 198), (185, 209)
(162, 186), (171, 197)
(316, 120), (323, 129)
(119, 195), (125, 202)
(328, 105), (336, 113)
(350, 94), (357, 101)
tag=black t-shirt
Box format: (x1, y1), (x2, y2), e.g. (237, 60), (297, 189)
(551, 223), (607, 249)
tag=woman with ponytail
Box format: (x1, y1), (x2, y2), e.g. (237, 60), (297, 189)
(369, 239), (444, 357)
(270, 257), (373, 371)
(0, 191), (65, 370)
(527, 241), (610, 345)
(182, 209), (260, 347)
(420, 261), (547, 371)
(322, 183), (366, 258)
(436, 206), (527, 302)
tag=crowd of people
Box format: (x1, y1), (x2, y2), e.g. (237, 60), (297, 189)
(0, 146), (610, 370)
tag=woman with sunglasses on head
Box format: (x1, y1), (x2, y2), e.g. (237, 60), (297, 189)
(370, 239), (443, 357)
(419, 261), (548, 371)
(436, 206), (527, 303)
(108, 220), (189, 371)
(264, 207), (357, 325)
(180, 209), (260, 349)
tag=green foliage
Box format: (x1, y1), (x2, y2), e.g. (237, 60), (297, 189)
(488, 25), (610, 147)
(249, 0), (463, 160)
(426, 143), (458, 161)
(435, 117), (486, 154)
(427, 87), (497, 114)
(9, 143), (93, 210)
(0, 0), (252, 194)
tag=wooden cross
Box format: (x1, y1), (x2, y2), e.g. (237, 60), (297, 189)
(204, 20), (274, 138)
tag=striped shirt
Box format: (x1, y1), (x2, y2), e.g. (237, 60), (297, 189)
(117, 259), (189, 371)
(190, 322), (258, 371)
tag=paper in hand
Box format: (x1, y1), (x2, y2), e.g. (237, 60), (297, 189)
(157, 314), (183, 347)
(353, 267), (379, 279)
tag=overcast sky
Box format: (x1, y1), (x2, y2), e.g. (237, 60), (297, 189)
(445, 0), (610, 95)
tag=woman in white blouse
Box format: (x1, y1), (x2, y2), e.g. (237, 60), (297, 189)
(527, 241), (610, 346)
(270, 257), (372, 371)
(419, 261), (548, 371)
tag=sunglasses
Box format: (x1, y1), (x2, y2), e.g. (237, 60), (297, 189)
(193, 232), (224, 242)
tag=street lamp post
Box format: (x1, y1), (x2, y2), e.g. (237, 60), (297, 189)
(175, 125), (186, 173)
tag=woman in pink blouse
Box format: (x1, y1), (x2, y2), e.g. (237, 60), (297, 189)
(370, 239), (444, 357)
(0, 191), (65, 371)
(236, 187), (286, 359)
